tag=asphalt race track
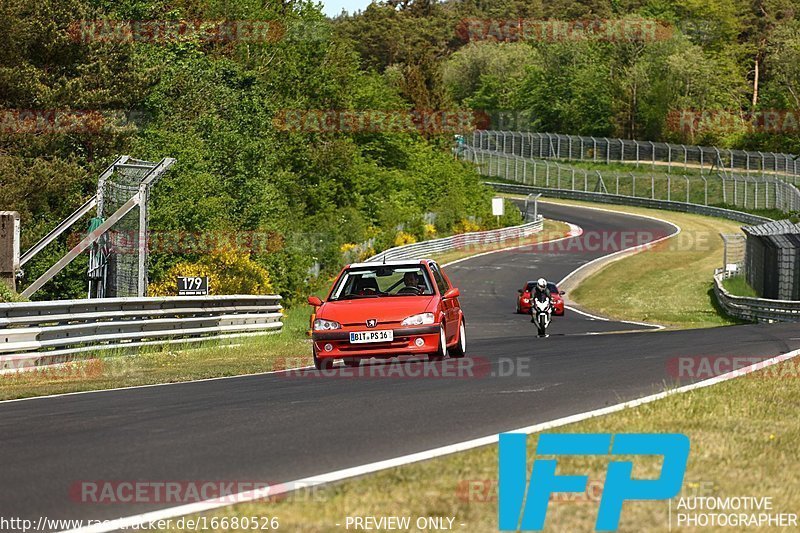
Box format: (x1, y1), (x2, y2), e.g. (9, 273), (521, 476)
(2, 203), (800, 529)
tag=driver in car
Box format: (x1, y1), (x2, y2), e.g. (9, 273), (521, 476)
(397, 271), (425, 294)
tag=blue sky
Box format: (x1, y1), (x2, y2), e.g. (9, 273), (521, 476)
(321, 0), (375, 17)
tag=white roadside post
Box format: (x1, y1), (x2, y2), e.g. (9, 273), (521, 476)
(492, 197), (505, 226)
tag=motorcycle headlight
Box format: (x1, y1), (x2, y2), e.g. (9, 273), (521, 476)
(401, 312), (435, 326)
(523, 298), (530, 303)
(313, 318), (341, 331)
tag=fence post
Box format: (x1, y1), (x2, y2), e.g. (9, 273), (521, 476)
(667, 175), (671, 201)
(666, 144), (672, 173)
(636, 140), (640, 168)
(572, 168), (576, 190)
(620, 139), (625, 164)
(730, 148), (734, 174)
(632, 173), (636, 197)
(702, 176), (708, 205)
(700, 148), (704, 174)
(584, 169), (589, 191)
(546, 161), (550, 186)
(592, 137), (597, 162)
(685, 175), (690, 204)
(755, 181), (759, 209)
(650, 141), (656, 169)
(744, 179), (748, 208)
(605, 137), (611, 164)
(137, 183), (149, 297)
(651, 175), (655, 199)
(616, 173), (620, 195)
(514, 156), (518, 182)
(683, 145), (688, 172)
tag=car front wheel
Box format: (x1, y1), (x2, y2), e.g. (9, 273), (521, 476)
(429, 324), (447, 362)
(449, 320), (466, 358)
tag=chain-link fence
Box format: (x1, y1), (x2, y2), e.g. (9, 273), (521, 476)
(462, 146), (800, 213)
(471, 131), (800, 184)
(91, 157), (174, 298)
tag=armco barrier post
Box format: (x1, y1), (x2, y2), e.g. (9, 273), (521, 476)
(0, 211), (21, 291)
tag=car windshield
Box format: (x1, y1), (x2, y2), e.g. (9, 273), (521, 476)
(330, 265), (435, 300)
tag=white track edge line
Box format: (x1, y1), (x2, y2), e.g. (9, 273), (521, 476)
(59, 347), (800, 533)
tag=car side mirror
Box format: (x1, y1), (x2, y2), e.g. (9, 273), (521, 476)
(308, 296), (323, 306)
(443, 288), (460, 299)
(559, 291), (566, 295)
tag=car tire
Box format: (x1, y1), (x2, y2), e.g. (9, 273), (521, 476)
(343, 357), (360, 368)
(449, 320), (466, 358)
(313, 347), (333, 371)
(429, 324), (447, 362)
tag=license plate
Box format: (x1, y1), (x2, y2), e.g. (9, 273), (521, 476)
(349, 330), (393, 344)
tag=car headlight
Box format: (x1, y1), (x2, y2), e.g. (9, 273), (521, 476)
(313, 318), (341, 331)
(401, 312), (435, 326)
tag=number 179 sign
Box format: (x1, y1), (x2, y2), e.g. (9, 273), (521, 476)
(177, 276), (209, 296)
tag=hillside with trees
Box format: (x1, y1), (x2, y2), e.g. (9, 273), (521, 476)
(2, 0), (798, 301)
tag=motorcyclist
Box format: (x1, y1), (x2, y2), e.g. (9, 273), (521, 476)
(530, 278), (551, 323)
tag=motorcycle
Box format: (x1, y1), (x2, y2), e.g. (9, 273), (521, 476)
(532, 294), (552, 337)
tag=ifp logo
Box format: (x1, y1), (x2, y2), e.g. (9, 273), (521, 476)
(498, 433), (690, 531)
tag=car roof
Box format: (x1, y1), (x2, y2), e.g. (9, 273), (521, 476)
(347, 259), (430, 269)
(526, 280), (558, 287)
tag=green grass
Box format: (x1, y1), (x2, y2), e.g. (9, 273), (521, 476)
(166, 356), (800, 532)
(0, 282), (25, 303)
(722, 275), (758, 297)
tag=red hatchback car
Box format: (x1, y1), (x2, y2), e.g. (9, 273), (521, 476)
(307, 260), (466, 370)
(516, 281), (565, 315)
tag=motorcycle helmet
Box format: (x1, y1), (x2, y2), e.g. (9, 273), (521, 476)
(537, 278), (547, 290)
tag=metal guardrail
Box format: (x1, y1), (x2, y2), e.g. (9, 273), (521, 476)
(0, 295), (283, 371)
(486, 182), (773, 225)
(365, 217), (544, 263)
(713, 269), (800, 322)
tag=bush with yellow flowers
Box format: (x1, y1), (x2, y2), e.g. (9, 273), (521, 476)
(423, 223), (437, 239)
(149, 248), (274, 296)
(394, 231), (417, 246)
(454, 218), (483, 234)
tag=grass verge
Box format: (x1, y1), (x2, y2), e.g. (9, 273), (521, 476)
(168, 356), (800, 532)
(722, 276), (758, 298)
(0, 220), (572, 401)
(534, 198), (748, 329)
